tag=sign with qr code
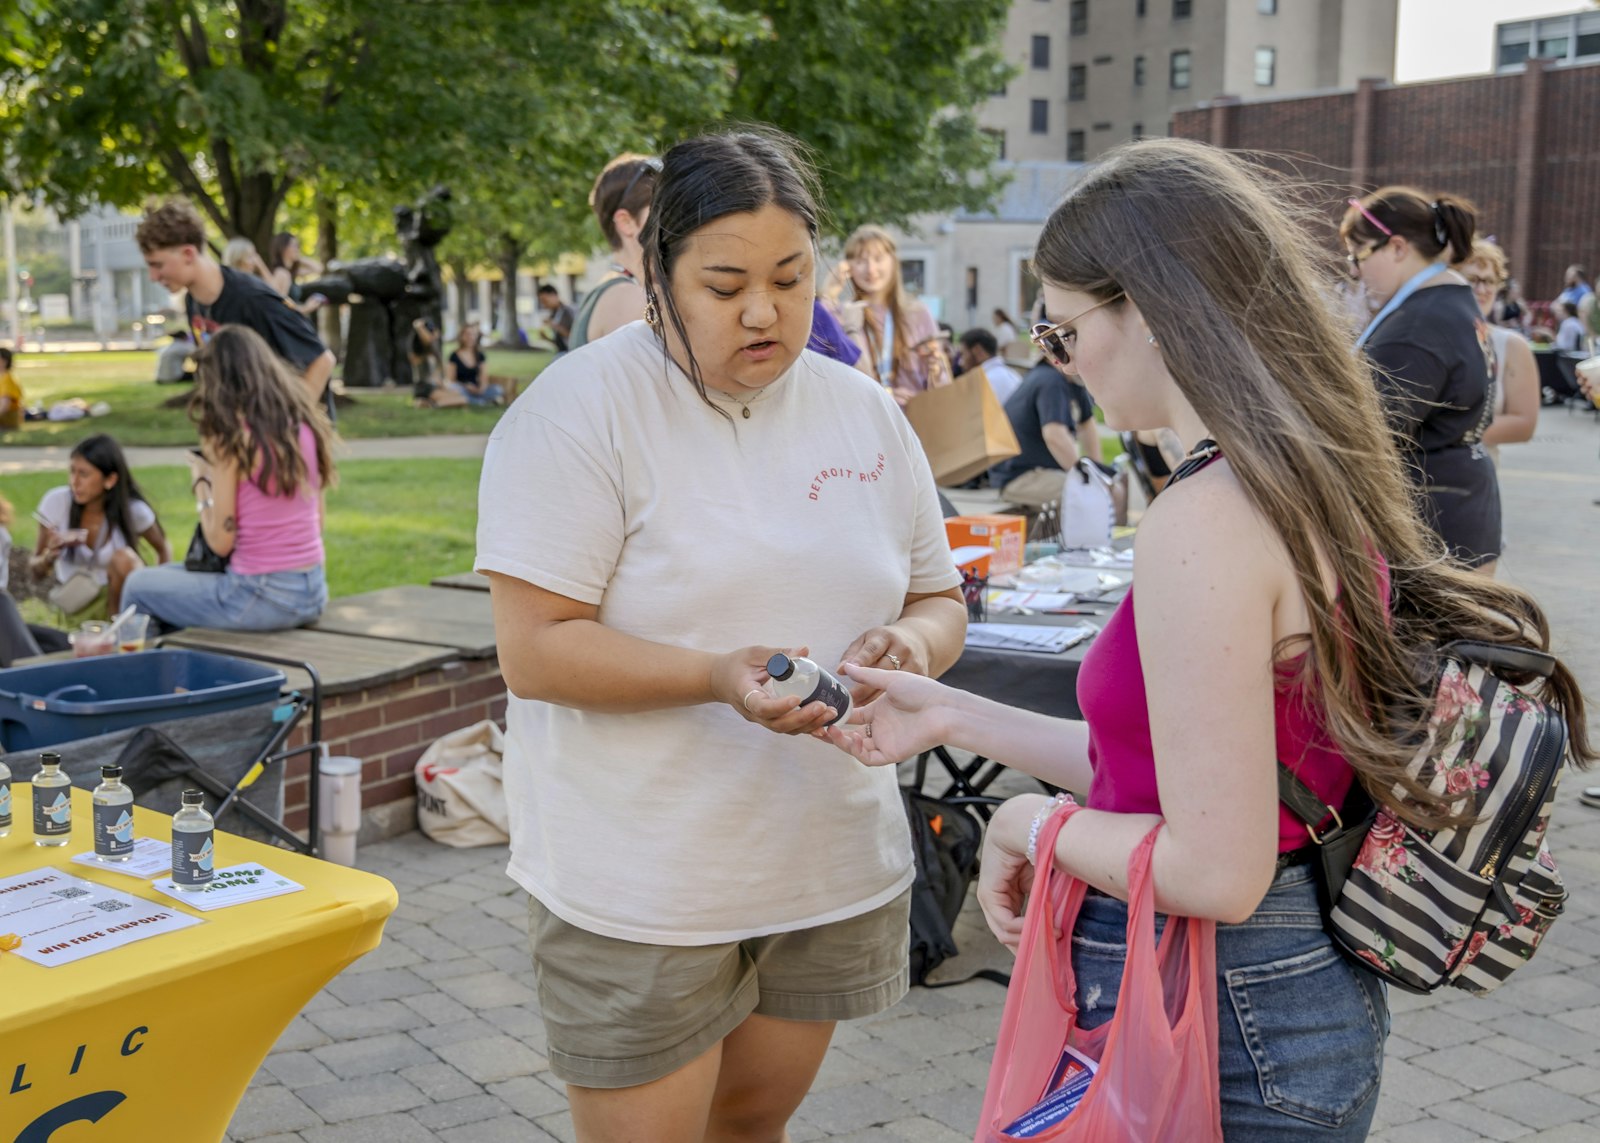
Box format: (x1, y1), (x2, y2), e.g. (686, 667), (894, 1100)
(0, 868), (202, 966)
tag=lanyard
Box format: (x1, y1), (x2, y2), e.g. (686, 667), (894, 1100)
(1356, 262), (1446, 349)
(877, 309), (895, 386)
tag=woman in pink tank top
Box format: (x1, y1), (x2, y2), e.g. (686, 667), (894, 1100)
(826, 141), (1585, 1138)
(123, 325), (334, 632)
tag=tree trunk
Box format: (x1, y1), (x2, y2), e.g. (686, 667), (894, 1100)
(226, 169), (284, 252)
(445, 257), (471, 333)
(496, 235), (524, 347)
(316, 188), (343, 358)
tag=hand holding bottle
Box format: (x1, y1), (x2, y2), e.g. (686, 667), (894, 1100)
(712, 645), (839, 736)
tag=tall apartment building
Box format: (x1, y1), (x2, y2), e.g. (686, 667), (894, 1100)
(980, 0), (1398, 164)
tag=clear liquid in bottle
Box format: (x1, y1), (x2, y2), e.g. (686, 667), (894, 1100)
(171, 789), (216, 891)
(32, 752), (71, 847)
(92, 764), (135, 861)
(765, 653), (853, 728)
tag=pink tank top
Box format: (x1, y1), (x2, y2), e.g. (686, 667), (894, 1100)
(229, 423), (324, 576)
(1076, 586), (1356, 854)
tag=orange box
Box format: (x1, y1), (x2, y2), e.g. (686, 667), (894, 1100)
(949, 544), (993, 579)
(945, 514), (1026, 577)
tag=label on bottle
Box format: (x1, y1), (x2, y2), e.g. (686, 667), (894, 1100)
(0, 778), (10, 830)
(94, 802), (135, 857)
(33, 787), (71, 836)
(803, 671), (852, 728)
(171, 830), (216, 886)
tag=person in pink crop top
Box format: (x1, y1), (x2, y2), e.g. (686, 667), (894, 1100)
(825, 140), (1587, 1138)
(123, 325), (334, 631)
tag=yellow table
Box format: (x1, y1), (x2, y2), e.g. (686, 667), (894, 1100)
(1, 788), (396, 1142)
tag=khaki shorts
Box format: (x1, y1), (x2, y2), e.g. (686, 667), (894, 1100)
(527, 888), (911, 1089)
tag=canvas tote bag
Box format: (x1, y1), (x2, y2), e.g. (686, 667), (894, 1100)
(902, 367), (1021, 486)
(975, 815), (1223, 1142)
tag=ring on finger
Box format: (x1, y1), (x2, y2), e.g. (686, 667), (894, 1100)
(885, 653), (902, 670)
(865, 723), (873, 738)
(742, 688), (762, 712)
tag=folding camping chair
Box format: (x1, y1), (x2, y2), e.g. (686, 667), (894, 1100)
(155, 638), (327, 855)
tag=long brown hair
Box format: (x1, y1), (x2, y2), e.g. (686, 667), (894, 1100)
(190, 325), (337, 498)
(844, 224), (914, 384)
(1033, 139), (1591, 826)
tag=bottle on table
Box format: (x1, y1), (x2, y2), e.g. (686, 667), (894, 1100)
(765, 653), (853, 728)
(92, 764), (135, 862)
(171, 789), (215, 891)
(32, 751), (71, 847)
(0, 756), (11, 839)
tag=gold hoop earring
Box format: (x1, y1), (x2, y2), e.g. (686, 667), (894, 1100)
(644, 296), (660, 328)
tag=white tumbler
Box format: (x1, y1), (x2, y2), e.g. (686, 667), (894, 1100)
(318, 753), (364, 866)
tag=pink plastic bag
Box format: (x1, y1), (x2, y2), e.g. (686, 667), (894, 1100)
(974, 815), (1223, 1142)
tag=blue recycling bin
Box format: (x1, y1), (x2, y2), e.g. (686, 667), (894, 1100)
(0, 649), (286, 752)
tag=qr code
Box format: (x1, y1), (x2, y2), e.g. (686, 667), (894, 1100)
(52, 887), (90, 900)
(91, 899), (132, 913)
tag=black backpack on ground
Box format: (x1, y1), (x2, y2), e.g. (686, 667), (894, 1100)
(901, 786), (1009, 988)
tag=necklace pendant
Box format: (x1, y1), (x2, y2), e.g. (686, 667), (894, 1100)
(742, 406), (751, 419)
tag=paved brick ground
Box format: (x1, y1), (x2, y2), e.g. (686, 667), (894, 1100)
(225, 413), (1600, 1142)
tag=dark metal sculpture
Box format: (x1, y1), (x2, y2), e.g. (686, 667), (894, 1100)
(300, 186), (452, 388)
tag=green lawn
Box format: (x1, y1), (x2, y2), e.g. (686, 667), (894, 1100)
(2, 458), (480, 601)
(2, 349), (552, 447)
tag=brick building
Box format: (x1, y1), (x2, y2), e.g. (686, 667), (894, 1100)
(1172, 57), (1600, 301)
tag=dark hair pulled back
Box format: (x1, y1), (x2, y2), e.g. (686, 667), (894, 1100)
(69, 434), (157, 554)
(640, 128), (825, 419)
(1341, 186), (1477, 264)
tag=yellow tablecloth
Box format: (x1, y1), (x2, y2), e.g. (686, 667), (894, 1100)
(1, 787), (396, 1142)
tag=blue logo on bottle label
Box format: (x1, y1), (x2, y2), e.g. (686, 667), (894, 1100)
(0, 779), (10, 828)
(172, 832), (215, 885)
(33, 791), (70, 836)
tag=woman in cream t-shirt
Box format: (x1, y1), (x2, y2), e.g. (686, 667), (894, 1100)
(476, 131), (965, 1141)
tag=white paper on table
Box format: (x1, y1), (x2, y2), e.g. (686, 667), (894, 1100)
(70, 837), (172, 880)
(986, 589), (1078, 611)
(150, 863), (304, 912)
(0, 867), (202, 966)
(965, 623), (1097, 653)
(1055, 546), (1135, 569)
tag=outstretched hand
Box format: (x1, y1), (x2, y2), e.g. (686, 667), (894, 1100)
(821, 662), (953, 766)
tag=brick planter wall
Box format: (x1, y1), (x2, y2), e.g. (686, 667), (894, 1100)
(279, 656), (507, 834)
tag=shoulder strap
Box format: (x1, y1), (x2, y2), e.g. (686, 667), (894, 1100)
(1442, 640), (1557, 679)
(1276, 761), (1336, 829)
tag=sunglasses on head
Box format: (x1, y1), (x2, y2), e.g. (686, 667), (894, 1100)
(1029, 293), (1125, 371)
(617, 157), (663, 208)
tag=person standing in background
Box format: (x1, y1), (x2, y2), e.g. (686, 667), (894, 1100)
(992, 307), (1020, 359)
(1458, 239), (1538, 467)
(0, 347), (23, 430)
(537, 285), (576, 353)
(959, 327), (1021, 405)
(827, 225), (945, 405)
(567, 155), (659, 350)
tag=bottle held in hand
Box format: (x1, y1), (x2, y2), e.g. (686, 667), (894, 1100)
(765, 653), (853, 728)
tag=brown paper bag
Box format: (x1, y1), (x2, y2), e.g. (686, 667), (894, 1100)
(902, 368), (1021, 486)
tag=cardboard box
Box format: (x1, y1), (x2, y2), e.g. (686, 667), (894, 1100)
(950, 544), (993, 579)
(946, 515), (1026, 577)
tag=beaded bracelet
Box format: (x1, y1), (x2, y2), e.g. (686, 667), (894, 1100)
(1026, 792), (1079, 864)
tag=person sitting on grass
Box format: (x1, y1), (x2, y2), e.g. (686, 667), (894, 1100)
(0, 347), (22, 430)
(30, 434), (171, 621)
(446, 322), (503, 407)
(121, 326), (335, 632)
(155, 328), (197, 385)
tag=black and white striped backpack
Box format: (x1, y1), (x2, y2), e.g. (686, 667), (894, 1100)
(1279, 641), (1569, 996)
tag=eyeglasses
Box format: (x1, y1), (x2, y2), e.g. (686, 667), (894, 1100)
(1465, 276), (1503, 292)
(617, 156), (663, 207)
(1029, 294), (1124, 371)
(1345, 243), (1383, 276)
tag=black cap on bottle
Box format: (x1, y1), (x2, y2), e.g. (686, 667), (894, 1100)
(181, 790), (204, 807)
(766, 653), (795, 681)
(39, 751), (61, 765)
(101, 765), (122, 779)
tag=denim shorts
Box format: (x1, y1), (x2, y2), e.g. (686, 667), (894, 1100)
(122, 563), (328, 632)
(1071, 865), (1389, 1140)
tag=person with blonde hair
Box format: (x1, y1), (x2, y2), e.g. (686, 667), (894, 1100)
(1457, 238), (1537, 465)
(830, 224), (945, 403)
(824, 138), (1591, 1138)
(222, 237), (274, 285)
(122, 325), (335, 630)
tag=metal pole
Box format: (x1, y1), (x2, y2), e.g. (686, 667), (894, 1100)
(3, 199), (19, 349)
(93, 211), (113, 345)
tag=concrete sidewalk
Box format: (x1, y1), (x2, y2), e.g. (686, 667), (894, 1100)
(0, 434), (491, 475)
(224, 409), (1600, 1142)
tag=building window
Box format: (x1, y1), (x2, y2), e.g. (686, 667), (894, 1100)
(1067, 131), (1086, 162)
(1069, 65), (1087, 101)
(1137, 0), (1147, 15)
(1070, 0), (1088, 36)
(1132, 122), (1144, 140)
(1258, 0), (1277, 12)
(982, 127), (1006, 160)
(1134, 55), (1146, 86)
(1174, 0), (1192, 18)
(1579, 11), (1600, 60)
(965, 267), (979, 311)
(1254, 46), (1275, 86)
(1170, 49), (1192, 89)
(1030, 99), (1049, 134)
(1031, 35), (1050, 70)
(901, 259), (927, 296)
